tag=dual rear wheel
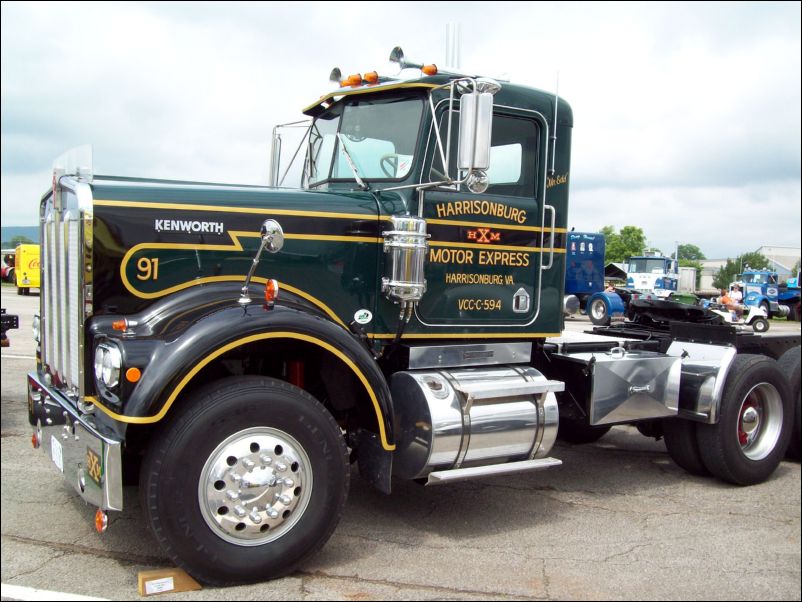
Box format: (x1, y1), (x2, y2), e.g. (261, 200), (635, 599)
(664, 354), (793, 485)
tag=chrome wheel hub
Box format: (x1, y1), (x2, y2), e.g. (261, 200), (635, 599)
(199, 427), (312, 546)
(592, 301), (605, 320)
(737, 383), (783, 461)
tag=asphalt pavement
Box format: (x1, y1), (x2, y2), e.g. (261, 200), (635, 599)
(1, 287), (800, 600)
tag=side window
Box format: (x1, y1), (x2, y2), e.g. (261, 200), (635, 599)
(430, 112), (540, 197)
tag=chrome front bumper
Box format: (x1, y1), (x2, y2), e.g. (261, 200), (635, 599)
(27, 372), (123, 511)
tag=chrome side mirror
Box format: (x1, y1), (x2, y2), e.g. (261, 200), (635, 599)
(457, 82), (497, 193)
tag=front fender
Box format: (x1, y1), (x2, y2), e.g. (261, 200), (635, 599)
(89, 299), (395, 451)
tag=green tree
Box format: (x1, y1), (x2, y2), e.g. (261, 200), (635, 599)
(713, 252), (771, 290)
(8, 235), (34, 247)
(600, 225), (647, 264)
(675, 244), (706, 261)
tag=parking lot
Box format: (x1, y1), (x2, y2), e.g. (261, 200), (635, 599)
(1, 287), (800, 600)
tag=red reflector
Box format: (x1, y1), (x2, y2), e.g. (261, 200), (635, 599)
(31, 433), (40, 449)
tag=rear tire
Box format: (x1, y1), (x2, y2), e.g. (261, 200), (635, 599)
(663, 419), (710, 476)
(557, 419), (612, 444)
(589, 298), (611, 326)
(696, 355), (792, 485)
(141, 376), (350, 585)
(778, 347), (800, 460)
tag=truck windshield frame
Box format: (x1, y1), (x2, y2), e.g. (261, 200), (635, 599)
(307, 94), (425, 188)
(629, 258), (669, 273)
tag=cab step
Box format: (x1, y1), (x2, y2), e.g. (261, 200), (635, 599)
(426, 457), (562, 485)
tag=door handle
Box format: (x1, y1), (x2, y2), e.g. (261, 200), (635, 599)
(541, 204), (556, 270)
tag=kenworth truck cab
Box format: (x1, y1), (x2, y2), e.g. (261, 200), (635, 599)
(27, 48), (800, 585)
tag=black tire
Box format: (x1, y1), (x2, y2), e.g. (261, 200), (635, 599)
(696, 355), (792, 485)
(663, 419), (710, 476)
(778, 347), (801, 460)
(589, 298), (611, 326)
(557, 419), (612, 444)
(141, 376), (350, 585)
(17, 287), (23, 295)
(751, 317), (769, 333)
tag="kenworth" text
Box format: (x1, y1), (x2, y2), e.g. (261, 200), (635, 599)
(155, 219), (224, 234)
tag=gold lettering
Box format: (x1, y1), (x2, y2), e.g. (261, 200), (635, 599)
(429, 248), (475, 265)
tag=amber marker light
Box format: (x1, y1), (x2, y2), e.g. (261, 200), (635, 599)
(125, 367), (142, 383)
(112, 319), (127, 332)
(422, 64), (438, 76)
(264, 279), (280, 305)
(364, 71), (379, 84)
(344, 73), (362, 87)
(95, 509), (108, 533)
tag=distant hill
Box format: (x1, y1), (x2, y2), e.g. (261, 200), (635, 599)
(1, 226), (39, 248)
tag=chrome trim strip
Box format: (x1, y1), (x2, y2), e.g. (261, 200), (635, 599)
(407, 342), (532, 369)
(426, 457), (562, 485)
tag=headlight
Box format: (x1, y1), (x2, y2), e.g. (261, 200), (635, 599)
(95, 343), (121, 389)
(32, 314), (40, 343)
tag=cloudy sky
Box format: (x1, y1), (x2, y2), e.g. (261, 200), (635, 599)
(2, 1), (800, 259)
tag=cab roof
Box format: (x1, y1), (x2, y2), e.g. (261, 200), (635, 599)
(302, 73), (573, 128)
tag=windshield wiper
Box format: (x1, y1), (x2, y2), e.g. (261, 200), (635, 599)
(336, 133), (369, 191)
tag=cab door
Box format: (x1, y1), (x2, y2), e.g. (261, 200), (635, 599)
(416, 109), (550, 328)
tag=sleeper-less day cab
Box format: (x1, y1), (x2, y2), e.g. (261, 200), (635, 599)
(27, 48), (800, 585)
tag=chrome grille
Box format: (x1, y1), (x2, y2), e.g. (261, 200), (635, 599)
(41, 179), (91, 396)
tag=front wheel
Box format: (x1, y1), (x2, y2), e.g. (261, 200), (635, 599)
(696, 355), (791, 485)
(589, 298), (611, 326)
(141, 376), (350, 585)
(751, 317), (769, 332)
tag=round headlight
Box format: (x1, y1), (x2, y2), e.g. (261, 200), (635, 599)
(101, 345), (122, 389)
(94, 346), (106, 382)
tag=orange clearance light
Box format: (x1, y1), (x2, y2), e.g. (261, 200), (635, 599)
(112, 319), (127, 332)
(264, 279), (279, 305)
(364, 71), (379, 84)
(422, 64), (438, 76)
(32, 432), (40, 449)
(95, 508), (108, 533)
(125, 367), (142, 383)
(345, 73), (362, 87)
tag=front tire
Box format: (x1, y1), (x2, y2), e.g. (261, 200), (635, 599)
(589, 298), (611, 326)
(696, 355), (792, 485)
(141, 376), (350, 585)
(751, 317), (769, 332)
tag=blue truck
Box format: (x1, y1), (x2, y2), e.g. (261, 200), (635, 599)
(737, 270), (801, 321)
(564, 232), (606, 315)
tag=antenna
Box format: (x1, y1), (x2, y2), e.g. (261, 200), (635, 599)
(445, 23), (462, 69)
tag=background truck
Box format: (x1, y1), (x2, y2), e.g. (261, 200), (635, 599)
(735, 269), (801, 321)
(564, 231), (605, 315)
(26, 47), (800, 586)
(14, 243), (39, 295)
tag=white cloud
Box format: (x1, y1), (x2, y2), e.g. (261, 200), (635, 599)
(1, 1), (800, 258)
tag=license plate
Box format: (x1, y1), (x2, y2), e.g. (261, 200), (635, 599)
(50, 435), (63, 472)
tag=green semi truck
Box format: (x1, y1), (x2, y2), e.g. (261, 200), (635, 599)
(27, 48), (800, 585)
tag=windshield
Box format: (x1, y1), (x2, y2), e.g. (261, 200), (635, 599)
(740, 273), (773, 284)
(628, 258), (668, 274)
(308, 95), (424, 186)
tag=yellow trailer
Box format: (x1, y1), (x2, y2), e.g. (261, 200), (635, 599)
(15, 243), (40, 295)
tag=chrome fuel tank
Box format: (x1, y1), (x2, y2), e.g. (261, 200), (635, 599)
(390, 366), (563, 480)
